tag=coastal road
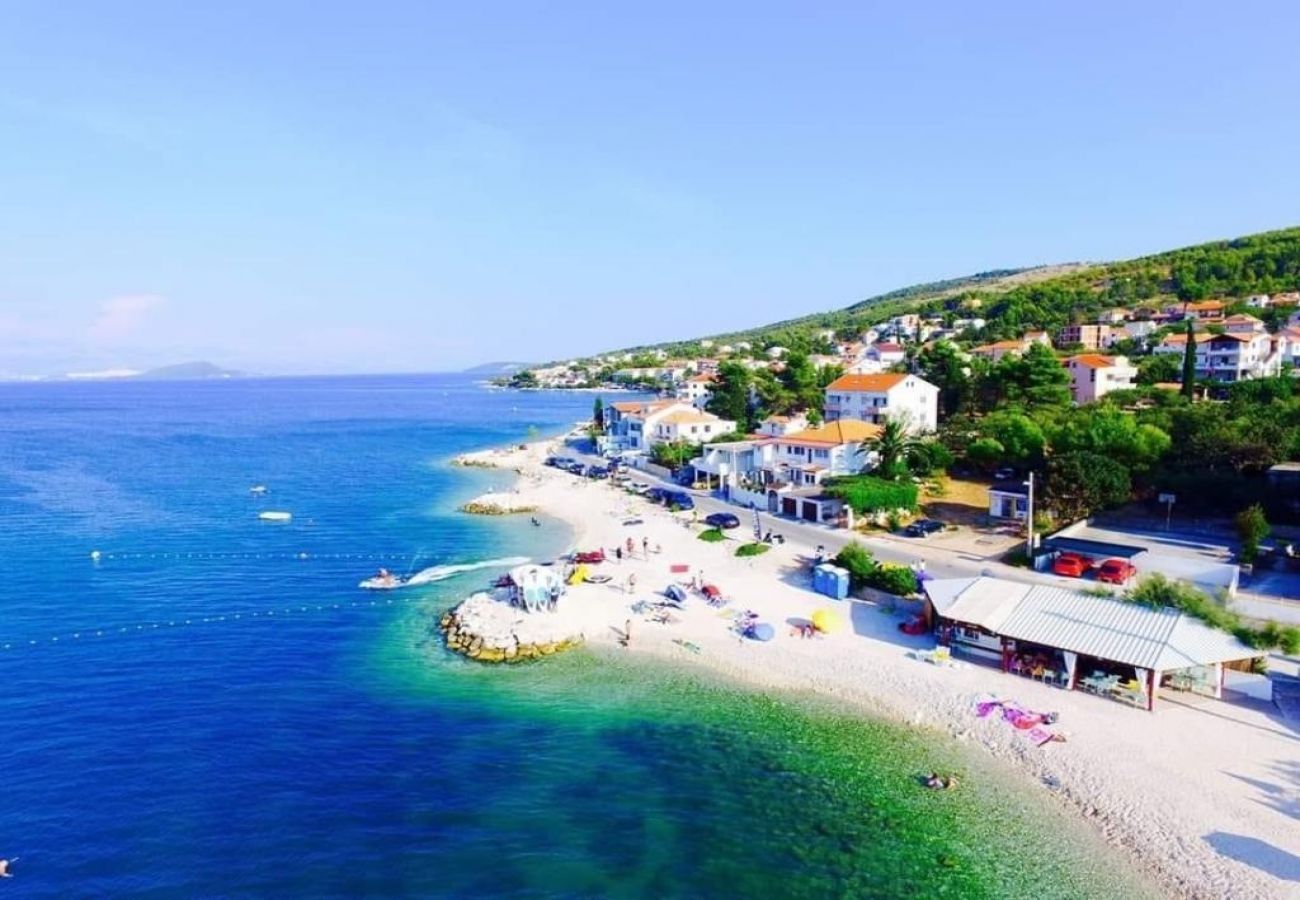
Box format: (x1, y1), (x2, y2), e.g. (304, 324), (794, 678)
(561, 451), (1001, 582)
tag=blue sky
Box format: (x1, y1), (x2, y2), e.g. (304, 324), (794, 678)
(1, 2), (1297, 375)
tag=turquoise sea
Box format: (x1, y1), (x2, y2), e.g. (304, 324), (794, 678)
(0, 374), (1154, 898)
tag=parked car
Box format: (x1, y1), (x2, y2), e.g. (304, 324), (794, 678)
(585, 465), (610, 479)
(1096, 558), (1137, 584)
(565, 461), (587, 475)
(1051, 552), (1092, 578)
(646, 487), (670, 504)
(705, 512), (741, 530)
(904, 519), (945, 538)
(628, 481), (650, 494)
(664, 491), (695, 511)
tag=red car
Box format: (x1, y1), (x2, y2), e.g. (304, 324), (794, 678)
(1096, 558), (1137, 584)
(1051, 552), (1092, 578)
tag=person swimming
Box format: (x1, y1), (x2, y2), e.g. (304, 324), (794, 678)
(0, 856), (17, 877)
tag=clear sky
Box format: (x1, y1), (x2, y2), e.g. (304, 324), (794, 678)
(2, 1), (1298, 376)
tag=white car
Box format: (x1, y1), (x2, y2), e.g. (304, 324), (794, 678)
(629, 482), (650, 494)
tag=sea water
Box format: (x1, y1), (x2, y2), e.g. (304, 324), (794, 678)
(0, 375), (1153, 898)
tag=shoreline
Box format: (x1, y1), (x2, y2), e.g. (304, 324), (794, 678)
(450, 437), (1300, 900)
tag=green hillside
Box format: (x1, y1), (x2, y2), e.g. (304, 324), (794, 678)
(615, 227), (1300, 356)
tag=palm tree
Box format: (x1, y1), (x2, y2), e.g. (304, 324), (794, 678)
(861, 415), (920, 479)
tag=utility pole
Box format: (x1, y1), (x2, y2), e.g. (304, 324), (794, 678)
(1025, 472), (1035, 563)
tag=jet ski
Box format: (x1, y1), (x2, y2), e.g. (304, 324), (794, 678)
(359, 567), (407, 590)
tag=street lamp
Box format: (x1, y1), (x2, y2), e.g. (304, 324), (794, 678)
(1024, 472), (1035, 562)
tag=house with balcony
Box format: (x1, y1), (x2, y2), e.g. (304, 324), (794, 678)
(1062, 354), (1137, 404)
(675, 374), (715, 409)
(1057, 323), (1114, 350)
(1153, 331), (1281, 382)
(1164, 300), (1226, 322)
(649, 409), (737, 446)
(823, 373), (939, 432)
(604, 399), (696, 451)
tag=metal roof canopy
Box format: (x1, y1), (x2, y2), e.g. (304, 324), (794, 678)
(1044, 536), (1147, 560)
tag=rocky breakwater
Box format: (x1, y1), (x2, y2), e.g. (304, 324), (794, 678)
(458, 491), (538, 516)
(440, 591), (584, 663)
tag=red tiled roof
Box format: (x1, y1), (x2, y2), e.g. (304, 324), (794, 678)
(825, 373), (908, 392)
(1064, 354), (1115, 369)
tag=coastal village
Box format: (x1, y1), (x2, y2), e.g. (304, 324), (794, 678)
(459, 236), (1300, 898)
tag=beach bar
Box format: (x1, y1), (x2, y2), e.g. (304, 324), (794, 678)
(922, 577), (1263, 711)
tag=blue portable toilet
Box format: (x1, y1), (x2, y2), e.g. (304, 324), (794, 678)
(814, 564), (850, 600)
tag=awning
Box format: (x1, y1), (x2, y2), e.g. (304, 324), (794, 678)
(1043, 536), (1146, 560)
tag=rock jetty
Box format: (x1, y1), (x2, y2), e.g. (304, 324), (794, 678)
(458, 491), (539, 516)
(440, 591), (584, 663)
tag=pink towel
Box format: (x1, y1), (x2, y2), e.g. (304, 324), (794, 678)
(1027, 727), (1055, 746)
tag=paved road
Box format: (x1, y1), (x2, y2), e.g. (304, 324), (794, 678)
(558, 448), (1014, 583)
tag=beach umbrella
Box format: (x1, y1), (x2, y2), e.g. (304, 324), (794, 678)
(747, 622), (775, 642)
(811, 609), (841, 634)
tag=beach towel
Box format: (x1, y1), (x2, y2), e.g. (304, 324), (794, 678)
(1026, 727), (1056, 747)
(975, 700), (1003, 718)
(670, 564), (690, 574)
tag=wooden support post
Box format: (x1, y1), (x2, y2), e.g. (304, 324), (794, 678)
(1147, 669), (1158, 712)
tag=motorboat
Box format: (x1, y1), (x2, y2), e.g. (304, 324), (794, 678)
(258, 511), (292, 522)
(249, 485), (269, 495)
(359, 568), (407, 590)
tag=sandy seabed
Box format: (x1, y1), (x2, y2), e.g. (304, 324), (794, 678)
(455, 439), (1300, 900)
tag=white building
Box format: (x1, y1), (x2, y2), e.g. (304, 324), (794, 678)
(649, 409), (737, 446)
(604, 400), (698, 450)
(823, 373), (940, 432)
(675, 374), (715, 409)
(1153, 331), (1281, 383)
(765, 346), (789, 359)
(758, 413), (809, 436)
(1062, 354), (1137, 404)
(866, 342), (906, 366)
(690, 419), (882, 492)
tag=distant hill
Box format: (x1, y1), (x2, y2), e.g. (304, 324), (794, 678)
(136, 361), (246, 381)
(601, 226), (1300, 357)
(463, 361), (533, 376)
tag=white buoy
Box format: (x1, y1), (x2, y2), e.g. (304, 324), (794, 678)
(90, 550), (102, 561)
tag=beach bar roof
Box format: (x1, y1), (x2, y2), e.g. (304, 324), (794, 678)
(925, 576), (1258, 677)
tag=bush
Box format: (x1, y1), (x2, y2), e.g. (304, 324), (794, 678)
(1235, 504), (1270, 564)
(698, 528), (726, 543)
(832, 541), (919, 596)
(823, 476), (919, 514)
(735, 542), (770, 558)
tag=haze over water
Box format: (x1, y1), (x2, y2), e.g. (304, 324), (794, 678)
(0, 374), (1150, 898)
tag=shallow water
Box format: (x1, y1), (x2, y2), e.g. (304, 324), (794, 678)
(0, 375), (1152, 897)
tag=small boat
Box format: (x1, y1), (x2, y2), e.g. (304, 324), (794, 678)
(258, 511), (292, 522)
(359, 568), (407, 590)
(249, 485), (269, 495)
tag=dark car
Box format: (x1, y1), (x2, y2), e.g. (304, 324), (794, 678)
(705, 512), (741, 529)
(646, 487), (670, 504)
(904, 519), (945, 538)
(585, 466), (610, 479)
(664, 491), (695, 511)
(565, 461), (587, 475)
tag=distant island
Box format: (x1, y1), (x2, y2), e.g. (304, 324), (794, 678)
(463, 361), (534, 376)
(55, 361), (247, 382)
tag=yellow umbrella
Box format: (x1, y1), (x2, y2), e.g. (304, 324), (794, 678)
(811, 609), (841, 634)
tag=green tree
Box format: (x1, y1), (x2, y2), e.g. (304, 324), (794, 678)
(1136, 353), (1181, 386)
(990, 343), (1072, 410)
(1180, 319), (1196, 398)
(1235, 504), (1270, 564)
(916, 340), (973, 418)
(509, 370), (539, 388)
(1044, 451), (1131, 521)
(706, 362), (753, 427)
(1049, 407), (1171, 475)
(978, 411), (1047, 469)
(650, 440), (699, 470)
(860, 416), (920, 479)
(592, 397), (605, 433)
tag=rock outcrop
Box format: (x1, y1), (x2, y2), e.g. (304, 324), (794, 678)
(440, 592), (584, 663)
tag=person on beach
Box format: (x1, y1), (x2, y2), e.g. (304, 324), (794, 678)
(615, 546), (623, 562)
(627, 572), (638, 594)
(626, 537), (635, 557)
(642, 537), (649, 557)
(621, 619), (632, 646)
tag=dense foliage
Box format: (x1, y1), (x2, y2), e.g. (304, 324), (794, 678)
(822, 476), (919, 514)
(834, 542), (920, 596)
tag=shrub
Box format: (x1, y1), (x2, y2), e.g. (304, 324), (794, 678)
(1124, 573), (1296, 652)
(823, 476), (919, 514)
(1235, 504), (1270, 564)
(698, 528), (726, 543)
(832, 541), (918, 596)
(735, 542), (770, 558)
(886, 510), (903, 532)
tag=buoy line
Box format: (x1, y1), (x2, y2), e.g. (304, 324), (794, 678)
(0, 593), (435, 655)
(86, 551), (418, 562)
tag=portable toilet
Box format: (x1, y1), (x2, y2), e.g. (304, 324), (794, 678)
(814, 564), (850, 600)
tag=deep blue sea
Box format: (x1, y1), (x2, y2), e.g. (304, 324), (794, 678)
(0, 374), (1150, 898)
